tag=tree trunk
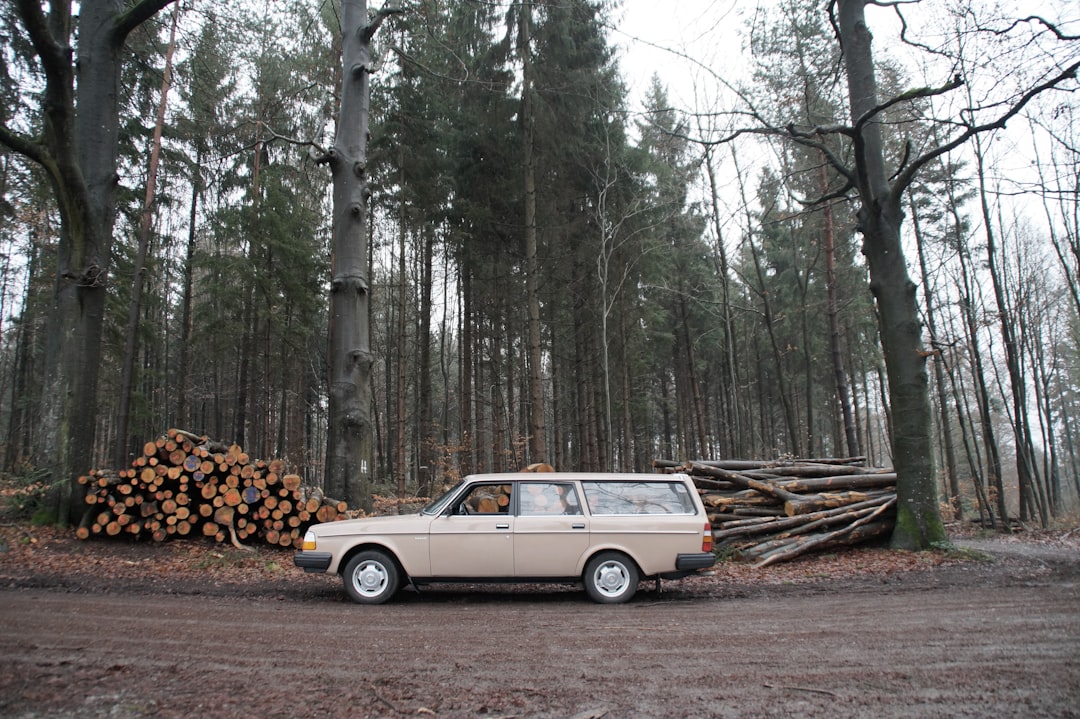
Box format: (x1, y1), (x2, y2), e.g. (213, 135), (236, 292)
(704, 148), (742, 456)
(836, 0), (944, 550)
(115, 3), (180, 468)
(234, 127), (261, 449)
(959, 248), (1009, 525)
(909, 191), (962, 519)
(820, 162), (860, 459)
(417, 225), (435, 495)
(323, 1), (397, 510)
(175, 146), (201, 430)
(460, 264), (474, 477)
(395, 158), (408, 495)
(3, 221), (40, 472)
(520, 4), (547, 464)
(6, 0), (177, 523)
(972, 136), (1045, 526)
(747, 230), (801, 456)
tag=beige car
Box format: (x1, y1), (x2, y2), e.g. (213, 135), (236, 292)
(294, 472), (715, 604)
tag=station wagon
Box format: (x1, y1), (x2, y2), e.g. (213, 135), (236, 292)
(294, 472), (715, 604)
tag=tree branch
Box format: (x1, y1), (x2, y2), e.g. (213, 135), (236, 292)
(0, 125), (53, 170)
(781, 123), (859, 187)
(14, 0), (69, 81)
(893, 60), (1080, 194)
(113, 0), (179, 43)
(995, 16), (1080, 42)
(360, 5), (404, 43)
(853, 74), (965, 134)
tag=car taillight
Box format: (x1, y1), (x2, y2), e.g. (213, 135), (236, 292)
(702, 523), (713, 552)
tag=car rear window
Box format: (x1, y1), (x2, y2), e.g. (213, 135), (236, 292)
(581, 481), (697, 515)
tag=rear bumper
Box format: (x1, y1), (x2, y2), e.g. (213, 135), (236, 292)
(294, 551), (333, 573)
(675, 552), (716, 571)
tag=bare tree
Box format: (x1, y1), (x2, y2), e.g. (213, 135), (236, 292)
(758, 1), (1079, 548)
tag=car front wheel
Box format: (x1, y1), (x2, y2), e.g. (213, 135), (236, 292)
(583, 551), (639, 604)
(343, 550), (401, 605)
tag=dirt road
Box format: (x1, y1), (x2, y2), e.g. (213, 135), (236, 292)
(1, 537), (1078, 719)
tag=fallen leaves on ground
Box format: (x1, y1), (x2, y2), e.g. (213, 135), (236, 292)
(2, 516), (1078, 597)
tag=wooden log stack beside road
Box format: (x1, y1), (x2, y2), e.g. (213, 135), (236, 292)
(655, 457), (897, 567)
(77, 428), (349, 549)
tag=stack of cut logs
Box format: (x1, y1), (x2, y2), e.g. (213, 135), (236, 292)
(77, 429), (349, 549)
(655, 458), (897, 567)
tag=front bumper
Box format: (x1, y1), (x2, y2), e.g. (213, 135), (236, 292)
(294, 551), (333, 573)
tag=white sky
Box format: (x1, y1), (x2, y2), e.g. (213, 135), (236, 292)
(614, 0), (1079, 115)
(614, 0), (748, 113)
(608, 0), (1080, 258)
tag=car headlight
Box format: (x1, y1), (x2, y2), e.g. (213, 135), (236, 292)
(302, 530), (317, 551)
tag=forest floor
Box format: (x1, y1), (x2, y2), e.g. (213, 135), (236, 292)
(0, 509), (1078, 718)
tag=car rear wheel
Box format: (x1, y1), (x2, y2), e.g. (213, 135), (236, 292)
(343, 550), (400, 605)
(583, 551), (639, 604)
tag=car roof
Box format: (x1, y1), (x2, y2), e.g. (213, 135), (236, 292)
(461, 472), (691, 483)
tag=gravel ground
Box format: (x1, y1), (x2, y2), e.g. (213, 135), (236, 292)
(1, 523), (1078, 717)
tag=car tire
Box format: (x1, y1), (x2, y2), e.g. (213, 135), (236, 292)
(342, 550), (401, 605)
(583, 551), (639, 604)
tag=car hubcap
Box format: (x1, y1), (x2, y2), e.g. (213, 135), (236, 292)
(595, 562), (628, 596)
(355, 561), (387, 595)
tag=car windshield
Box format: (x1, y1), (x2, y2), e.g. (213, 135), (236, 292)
(421, 481), (465, 515)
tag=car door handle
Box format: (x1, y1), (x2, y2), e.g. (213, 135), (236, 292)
(572, 523), (586, 529)
(496, 523), (510, 529)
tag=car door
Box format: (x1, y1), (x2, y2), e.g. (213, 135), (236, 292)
(428, 483), (515, 577)
(581, 479), (702, 575)
(513, 481), (590, 577)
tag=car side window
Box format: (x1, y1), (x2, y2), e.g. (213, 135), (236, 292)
(582, 481), (696, 515)
(453, 484), (512, 515)
(518, 482), (582, 516)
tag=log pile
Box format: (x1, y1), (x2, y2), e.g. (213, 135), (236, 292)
(657, 458), (897, 567)
(77, 429), (349, 549)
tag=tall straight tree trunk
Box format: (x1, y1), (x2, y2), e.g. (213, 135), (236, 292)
(956, 238), (1008, 526)
(943, 306), (994, 528)
(618, 308), (635, 470)
(175, 147), (202, 429)
(1032, 329), (1061, 514)
(748, 231), (801, 455)
(322, 1), (398, 510)
(519, 4), (547, 464)
(819, 163), (860, 458)
(1059, 386), (1080, 501)
(972, 137), (1044, 526)
(551, 347), (565, 470)
(674, 287), (708, 459)
(491, 333), (507, 473)
(234, 125), (262, 449)
(417, 225), (435, 495)
(3, 223), (40, 471)
(394, 160), (408, 495)
(909, 192), (961, 518)
(733, 148), (800, 454)
(115, 2), (180, 467)
(460, 265), (474, 477)
(836, 0), (944, 549)
(704, 149), (741, 456)
(798, 264), (814, 456)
